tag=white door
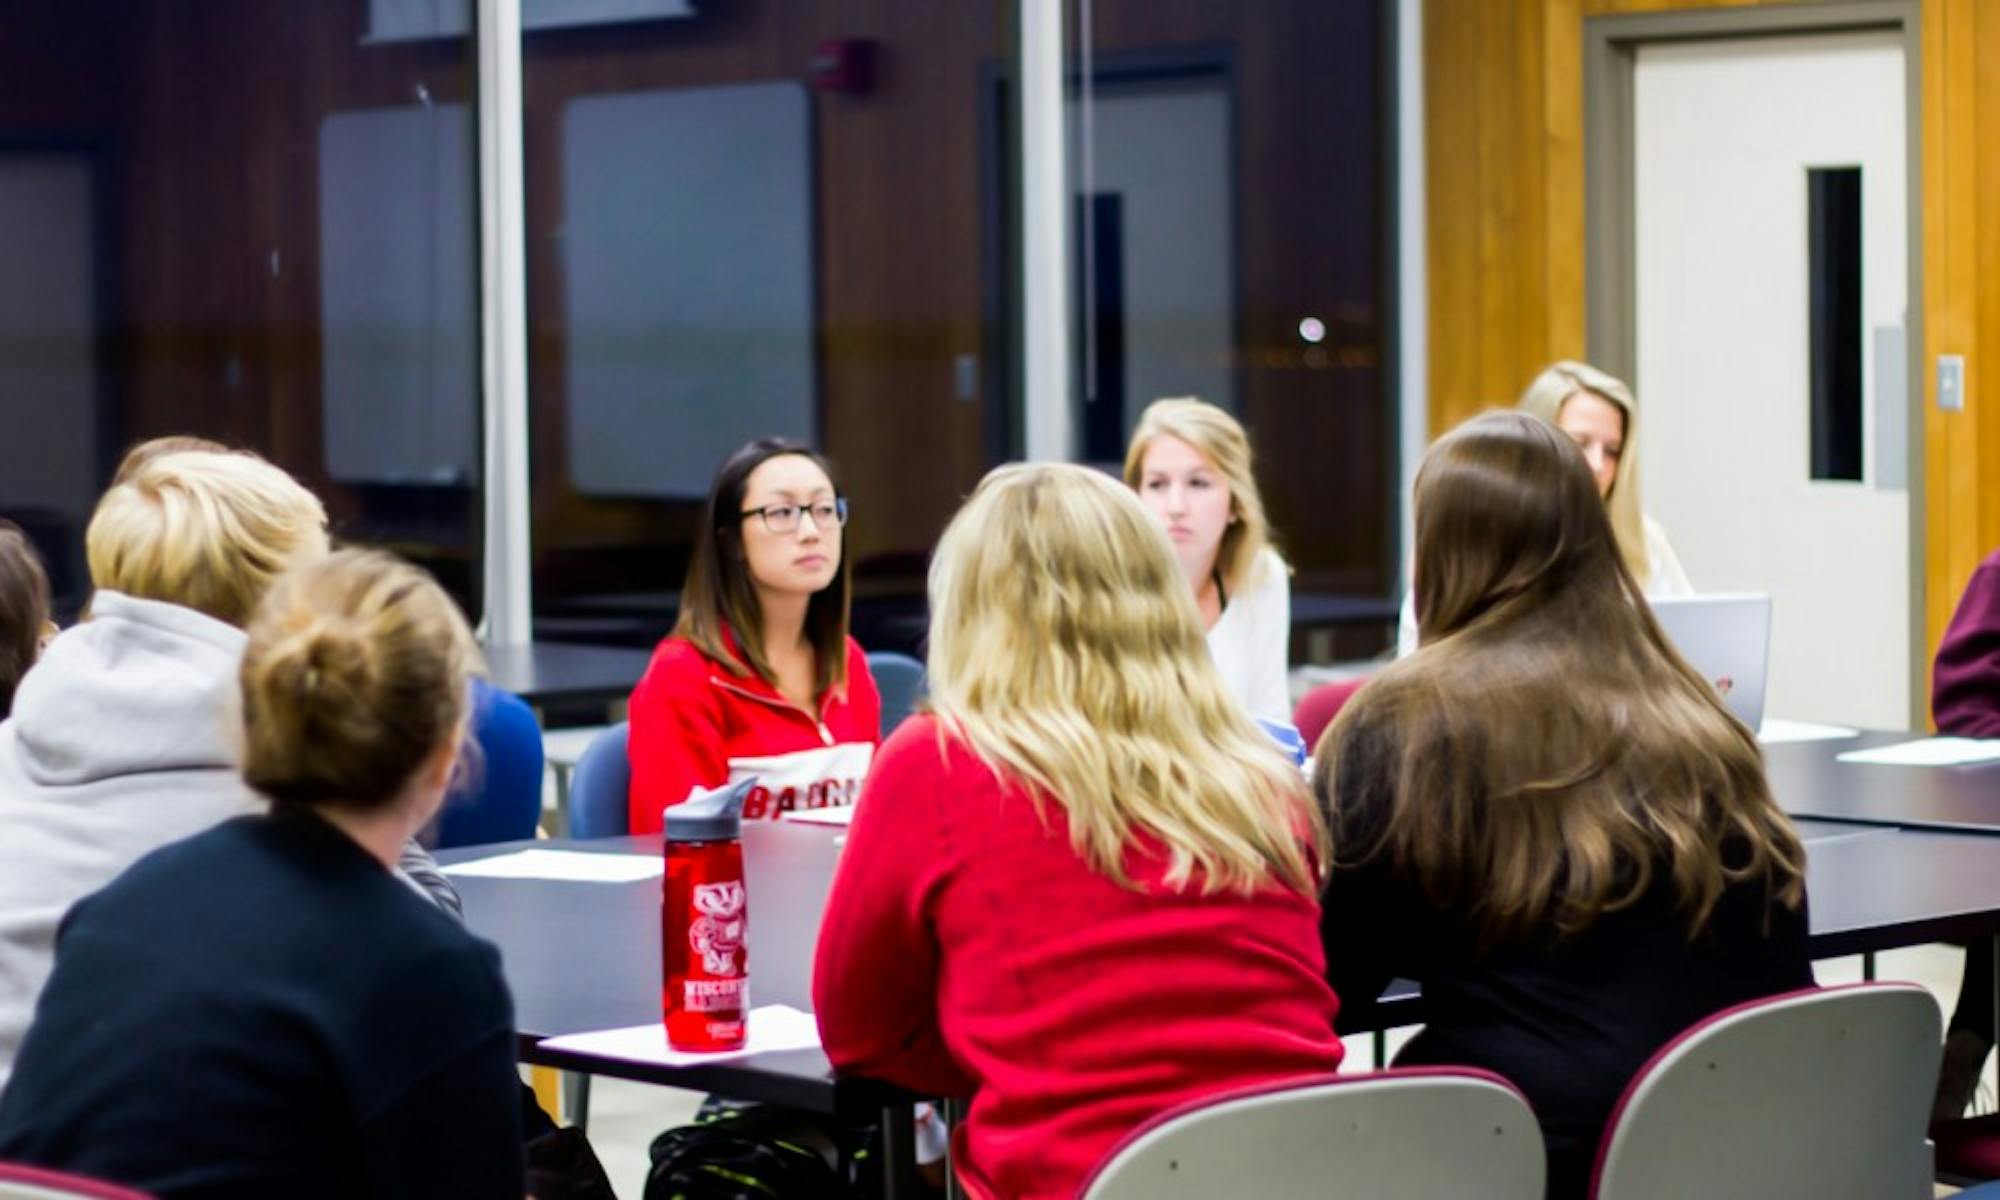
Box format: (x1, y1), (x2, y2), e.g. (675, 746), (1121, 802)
(1633, 30), (1911, 730)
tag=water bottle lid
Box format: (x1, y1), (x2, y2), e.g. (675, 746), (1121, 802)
(664, 776), (753, 841)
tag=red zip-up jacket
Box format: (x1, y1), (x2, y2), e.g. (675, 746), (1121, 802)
(626, 630), (881, 835)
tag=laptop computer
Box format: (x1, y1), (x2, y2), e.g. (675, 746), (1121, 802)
(1648, 593), (1772, 733)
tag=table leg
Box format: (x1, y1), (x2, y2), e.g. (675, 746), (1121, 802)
(881, 1103), (918, 1199)
(552, 765), (573, 838)
(944, 1098), (967, 1200)
(563, 1070), (591, 1129)
(1990, 934), (1999, 1109)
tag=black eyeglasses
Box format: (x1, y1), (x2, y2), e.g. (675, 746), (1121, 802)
(739, 497), (849, 534)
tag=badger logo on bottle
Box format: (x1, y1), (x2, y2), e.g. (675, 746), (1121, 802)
(689, 880), (746, 976)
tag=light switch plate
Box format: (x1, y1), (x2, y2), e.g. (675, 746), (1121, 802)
(1939, 354), (1966, 412)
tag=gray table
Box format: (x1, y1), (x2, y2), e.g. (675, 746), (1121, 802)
(481, 640), (653, 712)
(1766, 732), (2000, 833)
(438, 821), (927, 1197)
(1364, 818), (2000, 1028)
(446, 805), (2000, 1192)
(446, 812), (2000, 1049)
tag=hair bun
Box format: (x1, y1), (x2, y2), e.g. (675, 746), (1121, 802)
(239, 549), (479, 811)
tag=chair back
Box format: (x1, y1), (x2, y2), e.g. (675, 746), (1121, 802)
(434, 679), (545, 848)
(1293, 677), (1368, 753)
(568, 721), (632, 839)
(1590, 982), (1939, 1200)
(0, 1162), (154, 1199)
(866, 650), (926, 738)
(1080, 1068), (1544, 1200)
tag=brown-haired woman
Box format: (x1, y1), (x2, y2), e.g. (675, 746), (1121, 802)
(1316, 410), (1810, 1199)
(0, 549), (523, 1197)
(0, 519), (51, 718)
(627, 438), (880, 834)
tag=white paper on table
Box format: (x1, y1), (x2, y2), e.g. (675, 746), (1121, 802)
(538, 1004), (821, 1066)
(1758, 718), (1862, 744)
(1836, 738), (2000, 767)
(439, 849), (664, 882)
(780, 806), (856, 827)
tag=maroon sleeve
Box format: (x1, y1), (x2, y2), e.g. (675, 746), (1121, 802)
(627, 643), (730, 836)
(1933, 556), (2000, 737)
(812, 719), (974, 1097)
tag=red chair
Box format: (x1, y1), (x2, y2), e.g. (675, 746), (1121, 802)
(1932, 1112), (2000, 1182)
(0, 1163), (153, 1200)
(1293, 677), (1369, 754)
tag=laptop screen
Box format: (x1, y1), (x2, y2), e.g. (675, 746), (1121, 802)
(1648, 593), (1773, 733)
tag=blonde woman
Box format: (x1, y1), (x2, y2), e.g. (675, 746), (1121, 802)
(0, 450), (330, 1089)
(1124, 397), (1291, 720)
(1518, 361), (1691, 592)
(1320, 411), (1808, 1199)
(0, 550), (523, 1196)
(1396, 360), (1692, 654)
(814, 463), (1342, 1200)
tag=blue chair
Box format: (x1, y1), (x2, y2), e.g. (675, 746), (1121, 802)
(867, 650), (927, 738)
(434, 679), (544, 849)
(568, 721), (632, 839)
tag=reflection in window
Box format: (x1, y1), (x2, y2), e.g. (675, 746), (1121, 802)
(0, 3), (482, 618)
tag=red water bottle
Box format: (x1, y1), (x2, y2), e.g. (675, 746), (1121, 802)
(662, 779), (751, 1051)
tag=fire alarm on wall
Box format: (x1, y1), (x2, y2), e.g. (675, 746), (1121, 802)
(810, 39), (877, 95)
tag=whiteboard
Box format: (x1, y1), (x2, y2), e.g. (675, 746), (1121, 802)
(562, 81), (816, 499)
(0, 155), (97, 521)
(318, 103), (478, 486)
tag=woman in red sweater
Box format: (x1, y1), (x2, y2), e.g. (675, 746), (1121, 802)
(627, 439), (880, 835)
(813, 463), (1342, 1200)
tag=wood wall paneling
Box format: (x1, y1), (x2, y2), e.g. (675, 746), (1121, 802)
(1427, 0), (2000, 675)
(1424, 0), (1587, 438)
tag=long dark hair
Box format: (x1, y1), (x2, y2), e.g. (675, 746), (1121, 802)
(0, 519), (51, 718)
(673, 438), (852, 701)
(1317, 410), (1803, 948)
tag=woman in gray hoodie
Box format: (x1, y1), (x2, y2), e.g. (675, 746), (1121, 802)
(0, 447), (334, 1091)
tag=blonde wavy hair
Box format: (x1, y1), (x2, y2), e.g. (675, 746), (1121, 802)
(87, 450), (328, 628)
(927, 462), (1323, 895)
(242, 548), (481, 811)
(1517, 361), (1650, 583)
(1122, 397), (1280, 595)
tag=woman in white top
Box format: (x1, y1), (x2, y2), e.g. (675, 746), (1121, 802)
(1125, 397), (1291, 721)
(1398, 361), (1691, 654)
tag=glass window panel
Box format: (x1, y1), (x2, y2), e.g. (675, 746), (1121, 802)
(0, 2), (482, 619)
(1060, 1), (1396, 657)
(524, 6), (1009, 657)
(1808, 165), (1864, 483)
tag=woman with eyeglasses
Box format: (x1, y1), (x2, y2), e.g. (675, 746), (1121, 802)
(627, 438), (881, 834)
